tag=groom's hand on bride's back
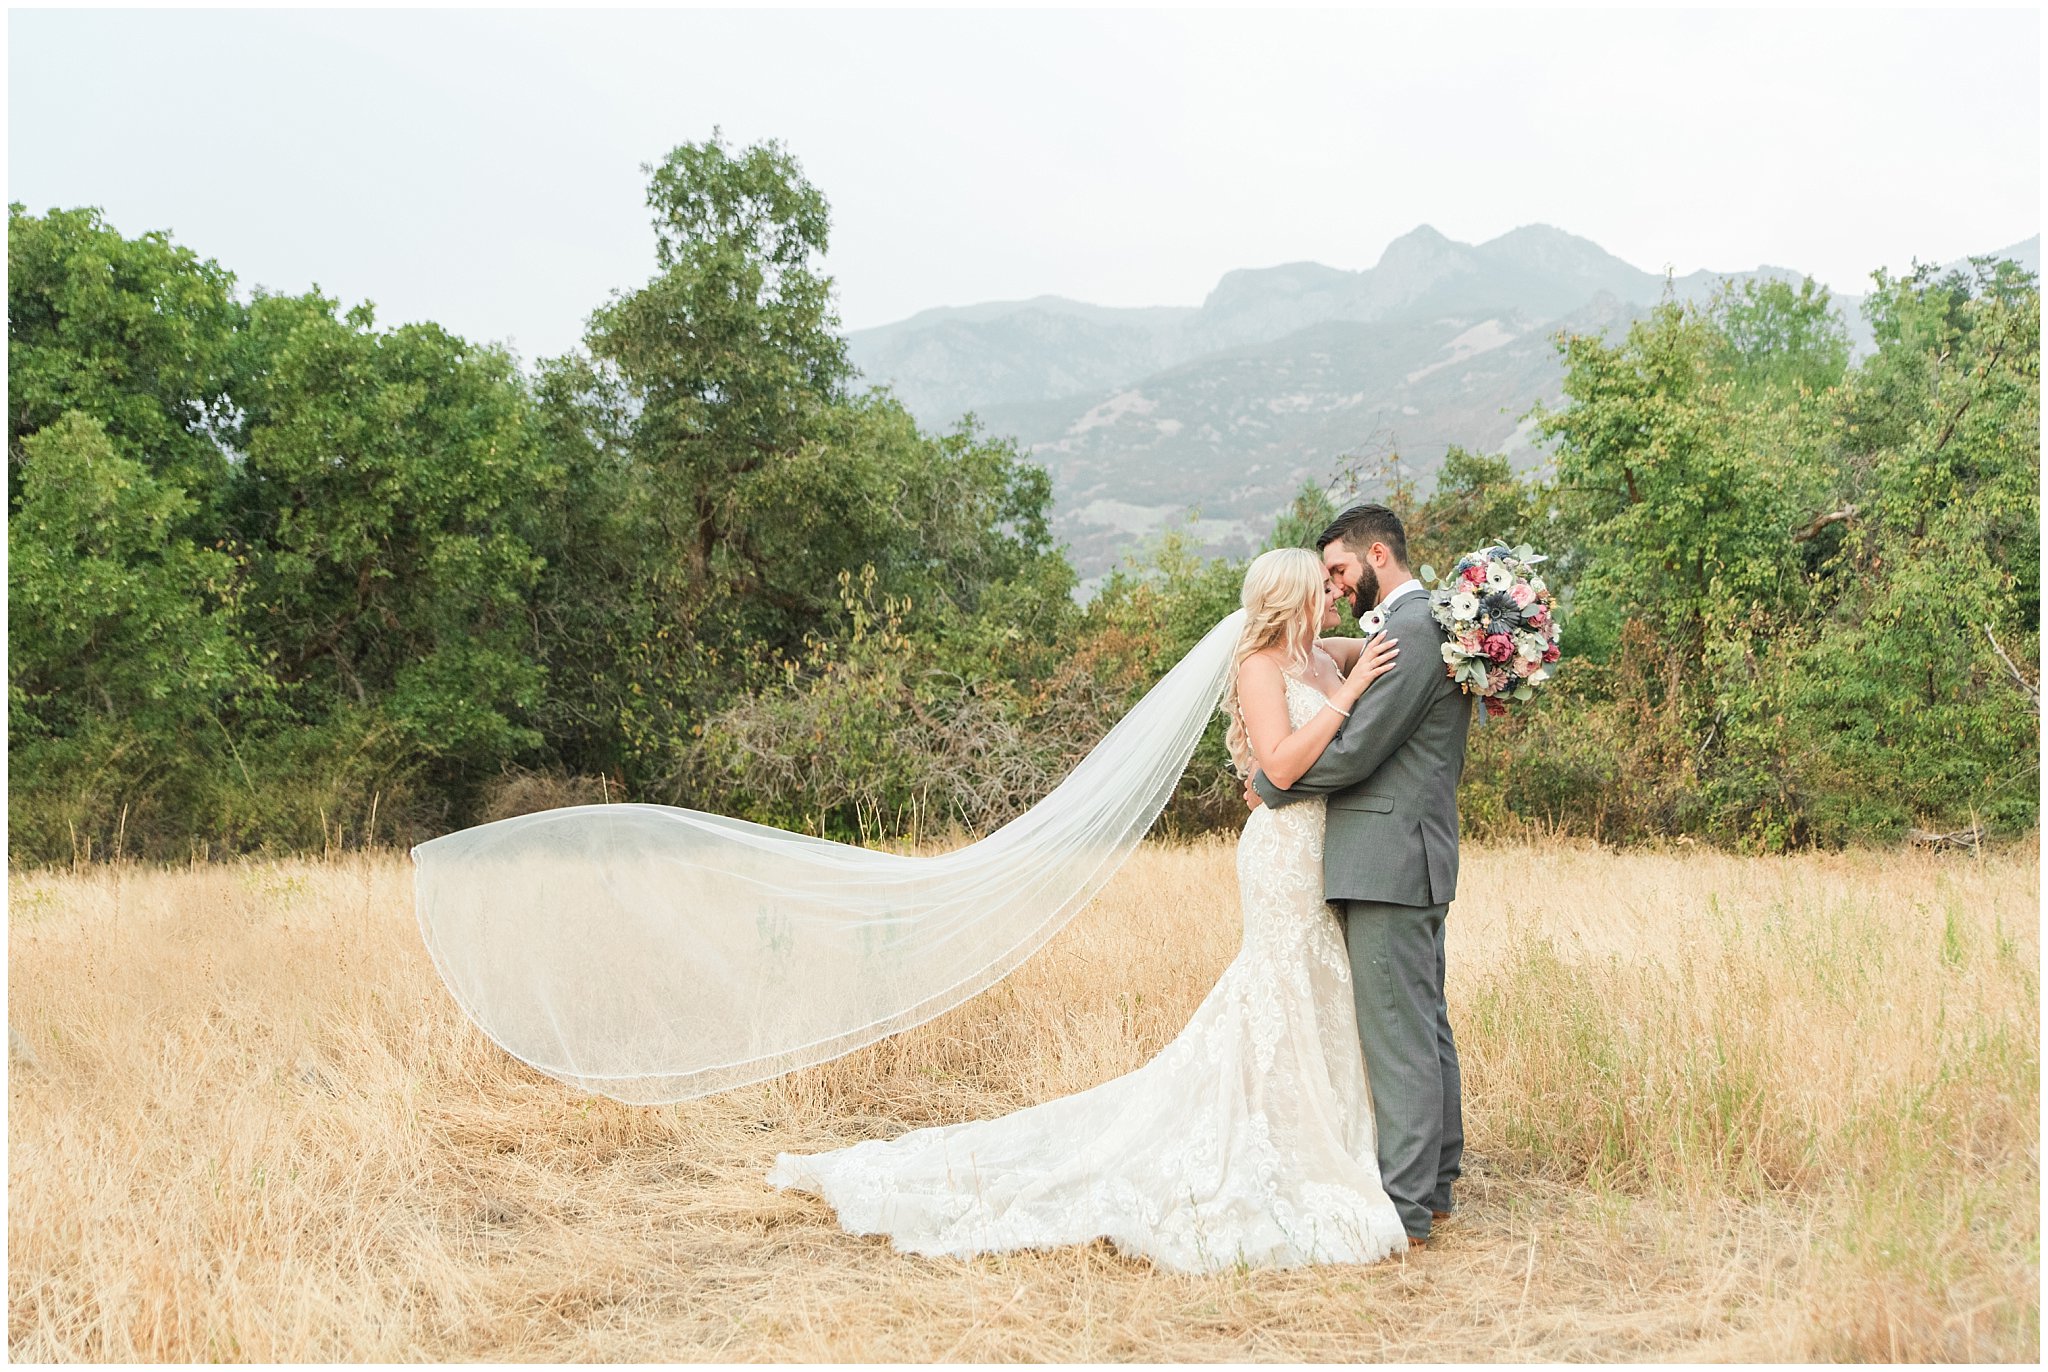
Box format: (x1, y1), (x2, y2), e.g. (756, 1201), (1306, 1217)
(1243, 776), (1265, 812)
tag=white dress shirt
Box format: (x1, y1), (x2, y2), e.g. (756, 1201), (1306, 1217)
(1376, 577), (1424, 611)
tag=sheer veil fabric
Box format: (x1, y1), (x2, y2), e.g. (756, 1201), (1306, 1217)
(412, 610), (1248, 1104)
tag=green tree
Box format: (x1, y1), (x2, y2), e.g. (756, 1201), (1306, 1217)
(225, 291), (554, 781)
(8, 412), (255, 856)
(529, 135), (1059, 798)
(8, 204), (242, 505)
(581, 133), (854, 656)
(1774, 260), (2041, 838)
(1406, 445), (1540, 576)
(1708, 275), (1851, 399)
(1262, 480), (1338, 553)
(1538, 298), (1824, 668)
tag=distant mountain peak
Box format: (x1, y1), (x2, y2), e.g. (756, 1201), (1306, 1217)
(1485, 222), (1593, 244)
(1373, 224), (1476, 290)
(1200, 260), (1354, 316)
(1475, 224), (1651, 289)
(1387, 222), (1453, 247)
(1375, 222), (1459, 263)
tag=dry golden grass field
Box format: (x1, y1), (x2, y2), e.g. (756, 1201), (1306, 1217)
(8, 837), (2040, 1362)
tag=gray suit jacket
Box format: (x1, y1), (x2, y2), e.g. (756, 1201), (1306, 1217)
(1252, 589), (1473, 907)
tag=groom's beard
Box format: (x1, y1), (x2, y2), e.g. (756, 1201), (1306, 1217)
(1350, 565), (1382, 615)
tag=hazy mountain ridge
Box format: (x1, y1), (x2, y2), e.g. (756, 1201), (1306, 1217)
(848, 227), (2039, 581)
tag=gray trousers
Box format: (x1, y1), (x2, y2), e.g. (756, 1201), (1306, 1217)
(1339, 898), (1464, 1238)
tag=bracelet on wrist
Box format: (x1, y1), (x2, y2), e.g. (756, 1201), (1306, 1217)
(1323, 700), (1351, 719)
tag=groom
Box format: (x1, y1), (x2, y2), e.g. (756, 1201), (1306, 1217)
(1248, 503), (1473, 1249)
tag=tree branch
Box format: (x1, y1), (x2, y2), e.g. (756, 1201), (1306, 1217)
(1930, 340), (2007, 455)
(1982, 623), (2039, 713)
(1791, 505), (1858, 543)
(1907, 825), (1983, 853)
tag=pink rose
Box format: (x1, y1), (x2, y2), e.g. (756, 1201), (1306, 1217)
(1458, 630), (1483, 653)
(1527, 605), (1549, 628)
(1485, 697), (1509, 718)
(1510, 583), (1535, 608)
(1482, 633), (1515, 663)
(1463, 564), (1486, 586)
(1515, 655), (1542, 677)
(1542, 643), (1561, 664)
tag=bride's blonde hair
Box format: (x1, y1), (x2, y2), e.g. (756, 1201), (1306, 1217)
(1221, 547), (1325, 778)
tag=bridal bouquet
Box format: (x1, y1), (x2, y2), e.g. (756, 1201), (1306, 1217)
(1424, 544), (1560, 717)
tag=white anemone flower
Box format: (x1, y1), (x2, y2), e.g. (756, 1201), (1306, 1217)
(1449, 591), (1480, 620)
(1485, 561), (1514, 591)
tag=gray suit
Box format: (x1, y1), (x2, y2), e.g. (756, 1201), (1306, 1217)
(1252, 586), (1473, 1238)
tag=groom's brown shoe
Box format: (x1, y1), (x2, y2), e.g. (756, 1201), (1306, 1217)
(1406, 1235), (1427, 1250)
(1431, 1210), (1452, 1222)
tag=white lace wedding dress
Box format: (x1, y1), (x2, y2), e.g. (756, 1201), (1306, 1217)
(766, 671), (1408, 1271)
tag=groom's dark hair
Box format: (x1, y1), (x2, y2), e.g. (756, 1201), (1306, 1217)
(1316, 503), (1409, 568)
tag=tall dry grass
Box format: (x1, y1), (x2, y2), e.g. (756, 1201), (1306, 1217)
(8, 838), (2038, 1361)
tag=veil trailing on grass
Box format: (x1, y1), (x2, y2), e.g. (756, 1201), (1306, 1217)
(412, 610), (1247, 1104)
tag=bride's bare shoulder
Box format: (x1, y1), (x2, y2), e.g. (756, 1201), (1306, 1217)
(1238, 649), (1287, 694)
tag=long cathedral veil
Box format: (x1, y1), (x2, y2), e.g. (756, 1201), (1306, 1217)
(412, 609), (1247, 1104)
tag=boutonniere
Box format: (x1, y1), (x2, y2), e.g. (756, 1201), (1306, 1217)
(1358, 607), (1387, 635)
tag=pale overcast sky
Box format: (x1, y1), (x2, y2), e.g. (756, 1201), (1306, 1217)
(9, 7), (2039, 364)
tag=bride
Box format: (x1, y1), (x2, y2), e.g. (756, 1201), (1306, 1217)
(765, 548), (1411, 1270)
